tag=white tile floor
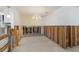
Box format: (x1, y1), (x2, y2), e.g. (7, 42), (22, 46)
(12, 36), (79, 52)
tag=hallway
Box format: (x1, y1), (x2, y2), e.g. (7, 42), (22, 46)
(12, 36), (66, 52)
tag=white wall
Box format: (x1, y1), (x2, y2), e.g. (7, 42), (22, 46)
(42, 7), (79, 26)
(1, 6), (79, 27)
(0, 6), (14, 28)
(20, 14), (43, 26)
(14, 9), (21, 26)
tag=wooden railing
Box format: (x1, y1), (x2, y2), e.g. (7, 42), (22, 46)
(0, 34), (9, 52)
(0, 25), (20, 52)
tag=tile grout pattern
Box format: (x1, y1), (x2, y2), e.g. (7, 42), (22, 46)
(12, 36), (79, 52)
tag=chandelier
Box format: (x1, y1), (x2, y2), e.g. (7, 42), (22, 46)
(6, 6), (11, 18)
(32, 15), (42, 20)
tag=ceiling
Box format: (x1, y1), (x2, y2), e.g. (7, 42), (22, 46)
(16, 6), (61, 16)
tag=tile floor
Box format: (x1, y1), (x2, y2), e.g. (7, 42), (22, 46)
(12, 36), (79, 52)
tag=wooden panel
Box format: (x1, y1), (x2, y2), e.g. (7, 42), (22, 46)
(71, 26), (75, 47)
(75, 26), (77, 46)
(44, 26), (45, 35)
(53, 26), (58, 43)
(66, 26), (71, 48)
(48, 26), (51, 39)
(46, 26), (49, 38)
(43, 26), (46, 36)
(59, 26), (66, 48)
(77, 26), (79, 45)
(50, 26), (54, 41)
(44, 26), (47, 36)
(57, 26), (59, 44)
(44, 26), (79, 48)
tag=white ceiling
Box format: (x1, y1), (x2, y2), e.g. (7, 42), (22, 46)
(16, 6), (61, 16)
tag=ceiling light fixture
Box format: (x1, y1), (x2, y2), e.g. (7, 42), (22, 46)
(7, 6), (11, 18)
(32, 15), (42, 20)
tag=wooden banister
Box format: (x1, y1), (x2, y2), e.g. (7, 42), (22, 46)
(0, 34), (8, 40)
(0, 44), (9, 52)
(0, 34), (9, 52)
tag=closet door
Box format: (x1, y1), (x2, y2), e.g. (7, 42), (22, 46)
(59, 26), (66, 48)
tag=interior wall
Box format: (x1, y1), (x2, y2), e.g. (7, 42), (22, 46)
(2, 6), (79, 27)
(12, 6), (79, 35)
(0, 6), (15, 28)
(14, 9), (21, 26)
(42, 7), (79, 26)
(20, 14), (43, 26)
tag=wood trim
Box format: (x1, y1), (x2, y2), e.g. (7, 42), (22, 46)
(0, 44), (9, 52)
(0, 34), (8, 40)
